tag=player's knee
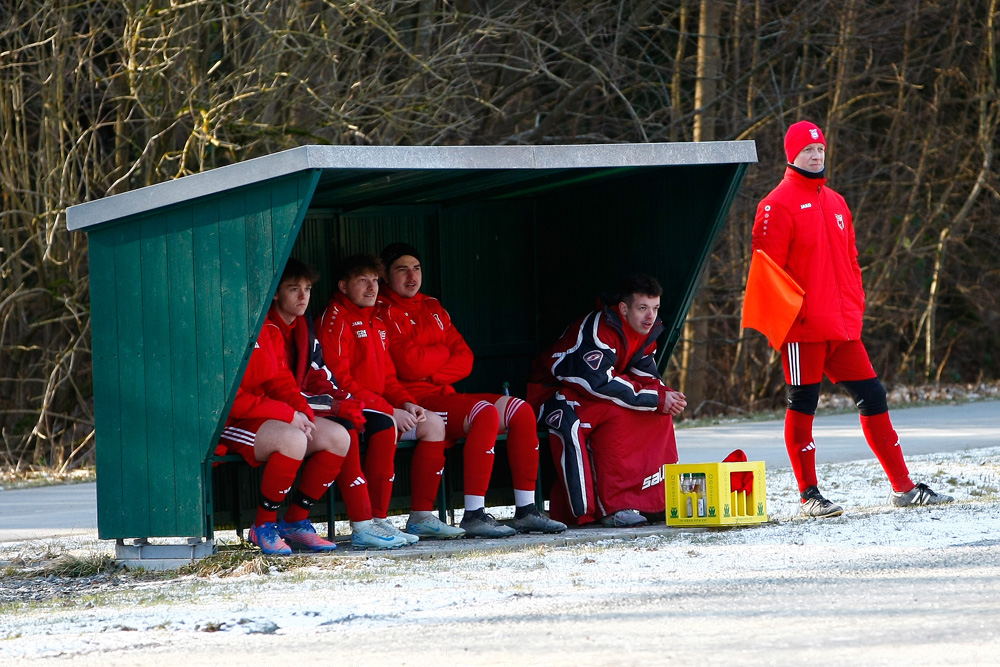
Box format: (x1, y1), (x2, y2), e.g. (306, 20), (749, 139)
(501, 397), (534, 430)
(786, 383), (821, 415)
(279, 428), (308, 460)
(419, 410), (446, 440)
(839, 377), (888, 416)
(469, 400), (499, 429)
(326, 420), (351, 456)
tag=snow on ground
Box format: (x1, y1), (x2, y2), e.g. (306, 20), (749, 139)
(1, 446), (999, 665)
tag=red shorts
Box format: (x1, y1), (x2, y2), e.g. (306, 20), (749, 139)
(216, 418), (270, 467)
(781, 340), (876, 386)
(419, 393), (502, 440)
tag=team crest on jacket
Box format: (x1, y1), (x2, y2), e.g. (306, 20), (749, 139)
(835, 213), (845, 230)
(545, 409), (563, 429)
(583, 350), (604, 370)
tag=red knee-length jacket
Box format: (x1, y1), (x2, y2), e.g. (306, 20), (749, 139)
(374, 289), (473, 401)
(316, 291), (414, 415)
(752, 167), (865, 343)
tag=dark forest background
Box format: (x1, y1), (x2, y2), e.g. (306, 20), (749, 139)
(3, 1), (998, 471)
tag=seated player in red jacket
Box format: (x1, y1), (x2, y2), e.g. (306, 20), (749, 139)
(376, 243), (566, 536)
(528, 274), (687, 528)
(217, 320), (350, 554)
(265, 258), (408, 550)
(318, 254), (464, 539)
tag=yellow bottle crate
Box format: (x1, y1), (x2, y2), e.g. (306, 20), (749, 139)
(664, 461), (768, 527)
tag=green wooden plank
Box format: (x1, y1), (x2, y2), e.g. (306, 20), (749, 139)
(219, 191), (249, 391)
(245, 185), (274, 333)
(139, 212), (177, 536)
(113, 220), (151, 538)
(87, 228), (125, 540)
(192, 200), (226, 457)
(272, 172), (321, 275)
(165, 205), (205, 535)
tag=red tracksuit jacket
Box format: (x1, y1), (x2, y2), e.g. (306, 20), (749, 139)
(752, 167), (866, 343)
(316, 291), (414, 415)
(374, 289), (473, 401)
(227, 321), (314, 424)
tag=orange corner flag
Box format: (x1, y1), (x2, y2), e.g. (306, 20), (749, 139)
(741, 249), (805, 349)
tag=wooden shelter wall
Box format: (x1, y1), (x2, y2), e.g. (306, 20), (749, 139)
(87, 172), (318, 539)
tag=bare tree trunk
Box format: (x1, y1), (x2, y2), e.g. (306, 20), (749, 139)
(679, 0), (721, 414)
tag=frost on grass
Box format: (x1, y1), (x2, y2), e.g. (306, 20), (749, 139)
(1, 446), (998, 662)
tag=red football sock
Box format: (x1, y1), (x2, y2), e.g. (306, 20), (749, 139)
(462, 401), (498, 497)
(284, 449), (346, 523)
(362, 425), (397, 518)
(860, 412), (913, 492)
(336, 430), (372, 522)
(410, 439), (447, 512)
(784, 409), (818, 495)
(255, 452), (301, 526)
(503, 398), (540, 494)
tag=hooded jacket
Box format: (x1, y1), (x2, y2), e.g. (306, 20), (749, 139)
(752, 167), (865, 343)
(227, 321), (314, 424)
(374, 288), (474, 401)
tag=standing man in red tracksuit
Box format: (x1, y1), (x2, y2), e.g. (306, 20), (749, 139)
(376, 243), (566, 537)
(318, 253), (465, 540)
(265, 258), (408, 550)
(217, 319), (350, 554)
(752, 119), (953, 517)
(528, 274), (687, 528)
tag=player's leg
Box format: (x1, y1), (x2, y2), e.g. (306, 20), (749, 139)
(782, 342), (843, 518)
(538, 392), (596, 525)
(493, 395), (565, 534)
(831, 341), (952, 506)
(404, 410), (465, 539)
(354, 410), (410, 549)
(247, 419), (309, 554)
(278, 417), (349, 551)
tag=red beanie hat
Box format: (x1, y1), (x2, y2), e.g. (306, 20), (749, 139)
(784, 120), (826, 163)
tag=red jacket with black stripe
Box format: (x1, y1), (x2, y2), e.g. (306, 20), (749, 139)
(227, 321), (314, 424)
(316, 291), (414, 415)
(374, 289), (473, 402)
(752, 167), (865, 343)
(527, 299), (671, 412)
(266, 305), (345, 397)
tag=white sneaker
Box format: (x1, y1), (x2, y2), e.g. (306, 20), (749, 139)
(351, 520), (407, 550)
(373, 517), (419, 544)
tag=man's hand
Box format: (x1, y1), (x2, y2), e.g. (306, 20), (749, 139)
(661, 391), (687, 417)
(403, 402), (426, 422)
(291, 411), (316, 440)
(393, 408), (419, 432)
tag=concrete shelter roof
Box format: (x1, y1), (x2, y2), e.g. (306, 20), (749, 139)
(66, 142), (757, 231)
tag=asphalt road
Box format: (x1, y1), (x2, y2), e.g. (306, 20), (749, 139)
(1, 400), (996, 543)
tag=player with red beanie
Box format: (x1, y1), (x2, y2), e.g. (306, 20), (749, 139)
(750, 119), (953, 517)
(376, 243), (566, 536)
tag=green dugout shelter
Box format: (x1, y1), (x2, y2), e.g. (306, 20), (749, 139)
(67, 142), (756, 562)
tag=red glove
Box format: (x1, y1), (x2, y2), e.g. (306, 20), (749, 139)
(331, 397), (366, 433)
